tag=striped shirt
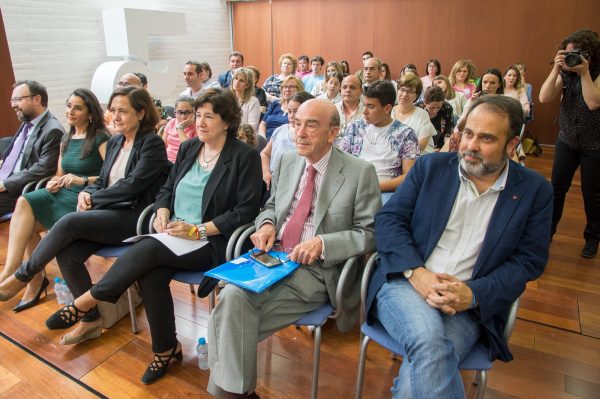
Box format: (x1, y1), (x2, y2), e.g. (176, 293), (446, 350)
(277, 147), (332, 244)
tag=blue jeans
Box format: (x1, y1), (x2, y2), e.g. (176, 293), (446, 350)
(375, 278), (481, 399)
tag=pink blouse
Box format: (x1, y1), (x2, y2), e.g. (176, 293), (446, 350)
(164, 118), (197, 163)
(452, 82), (477, 100)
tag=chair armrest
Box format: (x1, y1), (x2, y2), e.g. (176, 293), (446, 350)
(234, 225), (256, 258)
(226, 222), (254, 261)
(136, 203), (155, 235)
(34, 176), (52, 190)
(329, 255), (361, 321)
(21, 180), (38, 195)
(504, 297), (520, 340)
(360, 252), (379, 325)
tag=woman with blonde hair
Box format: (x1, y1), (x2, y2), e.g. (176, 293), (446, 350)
(231, 67), (261, 132)
(258, 75), (303, 140)
(449, 59), (477, 99)
(432, 75), (466, 120)
(262, 53), (297, 102)
(503, 65), (530, 117)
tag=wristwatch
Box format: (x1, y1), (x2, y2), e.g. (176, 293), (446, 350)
(82, 176), (88, 186)
(403, 268), (415, 279)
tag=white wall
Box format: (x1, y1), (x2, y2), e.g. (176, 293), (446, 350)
(1, 0), (232, 124)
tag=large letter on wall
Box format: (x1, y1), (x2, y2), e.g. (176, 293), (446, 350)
(91, 8), (185, 104)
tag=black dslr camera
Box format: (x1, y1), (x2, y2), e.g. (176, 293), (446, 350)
(564, 49), (586, 67)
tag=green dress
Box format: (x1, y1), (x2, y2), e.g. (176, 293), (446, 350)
(23, 133), (109, 229)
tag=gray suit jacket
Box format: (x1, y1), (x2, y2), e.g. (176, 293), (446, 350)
(256, 146), (381, 331)
(2, 111), (64, 195)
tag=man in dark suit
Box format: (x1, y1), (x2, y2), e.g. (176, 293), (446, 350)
(218, 51), (244, 89)
(207, 99), (381, 398)
(366, 96), (553, 399)
(0, 80), (64, 214)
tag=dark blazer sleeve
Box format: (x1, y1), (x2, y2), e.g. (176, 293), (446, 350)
(210, 143), (263, 237)
(3, 116), (64, 195)
(86, 133), (168, 208)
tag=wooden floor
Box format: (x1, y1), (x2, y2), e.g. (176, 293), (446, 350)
(1, 146), (599, 399)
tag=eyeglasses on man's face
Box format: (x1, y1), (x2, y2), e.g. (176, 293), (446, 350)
(9, 95), (35, 104)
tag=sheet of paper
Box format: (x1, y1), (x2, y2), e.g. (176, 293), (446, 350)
(123, 233), (208, 256)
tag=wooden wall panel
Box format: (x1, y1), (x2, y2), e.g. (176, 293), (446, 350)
(0, 9), (18, 137)
(232, 0), (600, 144)
(232, 1), (273, 86)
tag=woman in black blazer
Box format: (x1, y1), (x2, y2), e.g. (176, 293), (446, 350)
(0, 87), (170, 330)
(42, 89), (263, 384)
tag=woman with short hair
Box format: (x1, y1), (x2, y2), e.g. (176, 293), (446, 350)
(262, 53), (297, 101)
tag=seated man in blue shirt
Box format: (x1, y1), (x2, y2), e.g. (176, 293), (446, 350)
(366, 95), (553, 399)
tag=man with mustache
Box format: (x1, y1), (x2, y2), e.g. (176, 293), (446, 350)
(0, 80), (64, 214)
(365, 95), (553, 399)
(207, 99), (381, 398)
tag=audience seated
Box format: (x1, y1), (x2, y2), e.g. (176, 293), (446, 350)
(336, 75), (365, 135)
(450, 59), (477, 99)
(246, 66), (268, 113)
(1, 80), (64, 215)
(380, 63), (398, 91)
(258, 75), (303, 141)
(263, 53), (297, 102)
(316, 72), (343, 103)
(218, 51), (244, 89)
(38, 89), (263, 385)
(362, 57), (382, 90)
(311, 60), (342, 96)
(398, 63), (418, 81)
(340, 60), (350, 77)
(181, 61), (206, 98)
(231, 67), (261, 132)
(515, 62), (534, 122)
(0, 86), (170, 346)
(237, 124), (258, 148)
(420, 58), (441, 91)
(260, 91), (314, 189)
(206, 99), (381, 398)
(302, 55), (326, 94)
(1, 88), (102, 311)
(415, 86), (455, 150)
(339, 81), (419, 204)
(503, 65), (531, 117)
(392, 73), (437, 154)
(368, 95), (552, 399)
(432, 74), (467, 120)
(200, 62), (222, 90)
(162, 96), (197, 163)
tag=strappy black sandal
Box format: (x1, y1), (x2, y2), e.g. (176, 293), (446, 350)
(45, 303), (91, 330)
(141, 345), (183, 385)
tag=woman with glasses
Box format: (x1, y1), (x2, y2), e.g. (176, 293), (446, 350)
(162, 96), (196, 163)
(41, 89), (263, 385)
(0, 88), (109, 312)
(258, 75), (303, 141)
(262, 53), (297, 102)
(392, 72), (437, 154)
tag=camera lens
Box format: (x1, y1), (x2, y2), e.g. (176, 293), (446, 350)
(564, 52), (582, 67)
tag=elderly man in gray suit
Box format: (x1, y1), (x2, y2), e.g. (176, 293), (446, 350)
(0, 80), (64, 214)
(207, 99), (381, 398)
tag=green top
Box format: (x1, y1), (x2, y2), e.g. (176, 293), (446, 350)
(173, 160), (212, 225)
(61, 134), (109, 192)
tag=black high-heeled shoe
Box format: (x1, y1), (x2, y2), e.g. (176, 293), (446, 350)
(141, 345), (183, 385)
(45, 303), (93, 330)
(13, 277), (49, 313)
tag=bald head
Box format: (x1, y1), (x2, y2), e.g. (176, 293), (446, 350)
(117, 73), (143, 88)
(294, 99), (340, 163)
(341, 75), (362, 105)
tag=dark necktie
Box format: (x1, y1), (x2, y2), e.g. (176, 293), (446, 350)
(0, 122), (32, 180)
(280, 165), (317, 251)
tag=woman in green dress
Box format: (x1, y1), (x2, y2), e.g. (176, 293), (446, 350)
(0, 88), (109, 312)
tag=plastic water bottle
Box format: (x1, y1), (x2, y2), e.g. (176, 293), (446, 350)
(197, 337), (209, 370)
(54, 277), (65, 304)
(62, 280), (74, 304)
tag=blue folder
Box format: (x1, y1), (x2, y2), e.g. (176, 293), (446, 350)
(205, 250), (300, 293)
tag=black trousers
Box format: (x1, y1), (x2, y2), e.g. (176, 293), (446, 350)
(0, 191), (18, 214)
(90, 237), (215, 353)
(551, 140), (600, 242)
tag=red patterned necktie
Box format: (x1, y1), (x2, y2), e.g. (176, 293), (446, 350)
(0, 122), (32, 180)
(280, 165), (317, 251)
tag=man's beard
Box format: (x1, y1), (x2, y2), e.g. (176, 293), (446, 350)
(458, 149), (508, 177)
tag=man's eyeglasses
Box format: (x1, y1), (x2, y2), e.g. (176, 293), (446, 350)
(115, 81), (131, 87)
(175, 110), (193, 116)
(9, 95), (35, 104)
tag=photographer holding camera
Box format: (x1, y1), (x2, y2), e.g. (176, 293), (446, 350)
(540, 29), (600, 258)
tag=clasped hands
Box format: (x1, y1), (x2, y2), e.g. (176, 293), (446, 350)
(47, 174), (85, 193)
(250, 223), (322, 265)
(409, 267), (473, 315)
